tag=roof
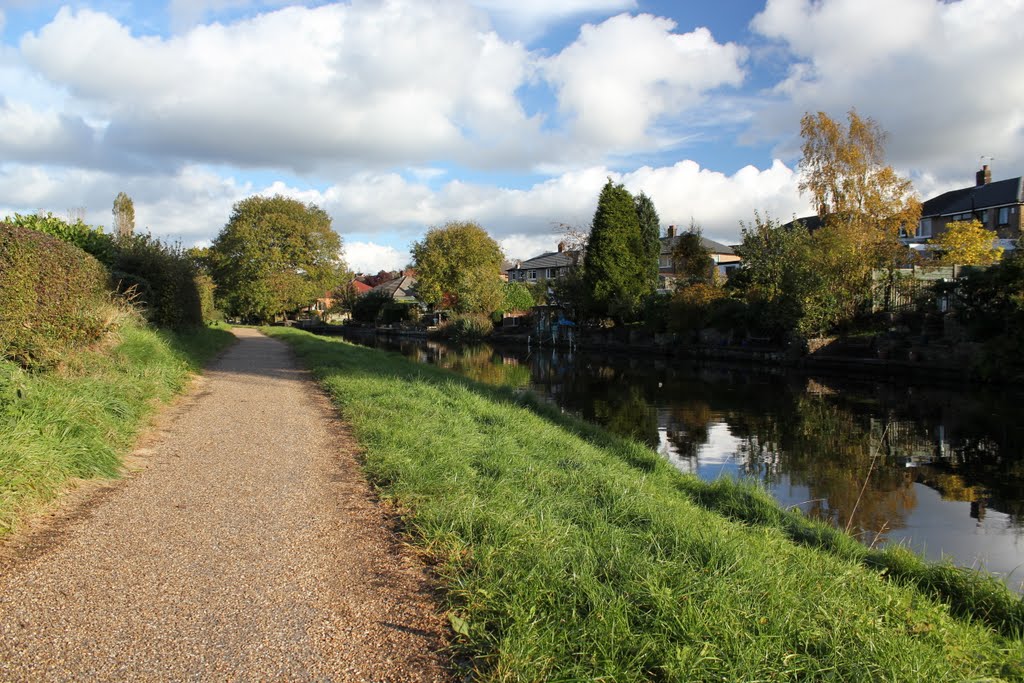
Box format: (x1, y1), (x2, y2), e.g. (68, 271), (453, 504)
(921, 177), (1024, 218)
(351, 280), (373, 294)
(509, 250), (576, 270)
(659, 234), (736, 256)
(780, 215), (826, 233)
(370, 274), (418, 302)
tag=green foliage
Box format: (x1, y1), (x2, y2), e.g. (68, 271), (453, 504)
(668, 283), (728, 333)
(109, 233), (205, 328)
(634, 192), (662, 292)
(928, 219), (1004, 265)
(209, 195), (345, 322)
(412, 221), (504, 314)
(112, 191), (135, 238)
(0, 223), (115, 368)
(267, 327), (1024, 682)
(501, 281), (535, 313)
(351, 290), (393, 323)
(584, 180), (655, 322)
(0, 322), (234, 534)
(4, 212), (115, 265)
(439, 313), (494, 342)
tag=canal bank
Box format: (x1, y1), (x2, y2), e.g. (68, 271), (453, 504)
(267, 326), (1024, 682)
(325, 325), (1024, 591)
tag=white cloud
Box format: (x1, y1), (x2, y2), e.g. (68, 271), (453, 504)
(750, 0), (1024, 180)
(18, 3), (539, 171)
(345, 241), (409, 273)
(471, 0), (636, 41)
(543, 13), (747, 151)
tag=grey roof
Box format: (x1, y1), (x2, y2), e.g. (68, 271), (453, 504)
(921, 177), (1024, 217)
(509, 250), (576, 270)
(659, 235), (735, 256)
(371, 274), (418, 302)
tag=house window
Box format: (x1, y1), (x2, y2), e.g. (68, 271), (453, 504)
(979, 210), (989, 224)
(917, 218), (932, 238)
(546, 268), (557, 278)
(528, 270), (537, 281)
(999, 207), (1010, 226)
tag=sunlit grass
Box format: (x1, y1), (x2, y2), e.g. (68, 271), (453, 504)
(267, 327), (1024, 682)
(0, 322), (234, 534)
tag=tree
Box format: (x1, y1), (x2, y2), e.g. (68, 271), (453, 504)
(209, 195), (345, 322)
(411, 221), (504, 314)
(583, 180), (655, 322)
(501, 281), (535, 313)
(928, 220), (1003, 265)
(634, 192), (662, 292)
(671, 223), (714, 287)
(112, 192), (135, 239)
(797, 110), (920, 332)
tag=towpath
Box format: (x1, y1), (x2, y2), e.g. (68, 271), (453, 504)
(0, 327), (450, 681)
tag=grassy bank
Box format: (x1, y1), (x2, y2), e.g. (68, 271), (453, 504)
(266, 327), (1024, 682)
(0, 322), (234, 535)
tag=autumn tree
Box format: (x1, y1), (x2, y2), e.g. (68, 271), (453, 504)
(112, 192), (135, 239)
(929, 220), (1003, 266)
(583, 179), (656, 322)
(797, 110), (920, 332)
(411, 221), (504, 314)
(209, 195), (345, 322)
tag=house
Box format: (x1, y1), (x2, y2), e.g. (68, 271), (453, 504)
(351, 279), (373, 295)
(659, 225), (741, 289)
(370, 271), (419, 303)
(506, 242), (578, 283)
(904, 165), (1023, 252)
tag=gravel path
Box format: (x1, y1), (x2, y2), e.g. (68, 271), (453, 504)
(0, 327), (451, 682)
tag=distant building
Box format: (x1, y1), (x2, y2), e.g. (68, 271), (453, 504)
(659, 225), (741, 289)
(904, 165), (1022, 253)
(506, 242), (578, 283)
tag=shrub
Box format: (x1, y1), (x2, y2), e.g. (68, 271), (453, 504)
(3, 212), (116, 265)
(439, 313), (494, 342)
(108, 234), (203, 328)
(667, 283), (727, 333)
(0, 223), (115, 368)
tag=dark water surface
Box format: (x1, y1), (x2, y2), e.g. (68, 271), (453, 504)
(344, 332), (1024, 589)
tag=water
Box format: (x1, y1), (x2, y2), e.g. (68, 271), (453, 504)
(342, 332), (1024, 589)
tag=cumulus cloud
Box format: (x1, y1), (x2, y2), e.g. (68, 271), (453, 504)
(19, 3), (540, 171)
(471, 0), (636, 41)
(543, 13), (747, 151)
(345, 241), (409, 273)
(750, 0), (1024, 180)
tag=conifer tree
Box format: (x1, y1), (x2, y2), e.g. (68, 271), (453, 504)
(634, 192), (662, 292)
(583, 179), (651, 322)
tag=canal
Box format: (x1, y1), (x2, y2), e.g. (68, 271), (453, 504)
(344, 332), (1024, 589)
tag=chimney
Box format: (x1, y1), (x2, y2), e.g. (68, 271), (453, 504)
(667, 225), (676, 238)
(557, 241), (565, 253)
(977, 164), (992, 186)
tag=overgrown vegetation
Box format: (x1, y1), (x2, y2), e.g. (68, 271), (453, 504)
(267, 327), (1024, 682)
(1, 215), (234, 535)
(0, 223), (115, 368)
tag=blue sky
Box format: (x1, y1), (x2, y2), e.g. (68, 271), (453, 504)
(1, 0), (1021, 272)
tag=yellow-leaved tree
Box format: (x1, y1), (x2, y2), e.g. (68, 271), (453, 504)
(797, 109), (921, 334)
(928, 220), (1003, 265)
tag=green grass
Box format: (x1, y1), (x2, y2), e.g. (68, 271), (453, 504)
(0, 322), (235, 534)
(266, 327), (1024, 682)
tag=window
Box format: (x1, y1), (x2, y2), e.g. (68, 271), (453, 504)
(546, 268), (558, 278)
(999, 207), (1010, 226)
(917, 218), (932, 238)
(979, 210), (989, 224)
(527, 270), (537, 281)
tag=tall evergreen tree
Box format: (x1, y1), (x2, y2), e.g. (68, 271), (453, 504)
(634, 192), (662, 291)
(583, 179), (651, 322)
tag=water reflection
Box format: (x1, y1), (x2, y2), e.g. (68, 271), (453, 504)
(349, 333), (1024, 587)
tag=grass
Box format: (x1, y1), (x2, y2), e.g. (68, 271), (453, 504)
(265, 326), (1024, 682)
(0, 321), (235, 535)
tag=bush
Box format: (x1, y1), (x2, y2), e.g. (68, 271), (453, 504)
(667, 284), (727, 333)
(439, 313), (493, 342)
(0, 223), (116, 368)
(108, 234), (203, 328)
(4, 212), (115, 265)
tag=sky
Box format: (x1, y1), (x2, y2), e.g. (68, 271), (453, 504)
(1, 0), (1022, 273)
